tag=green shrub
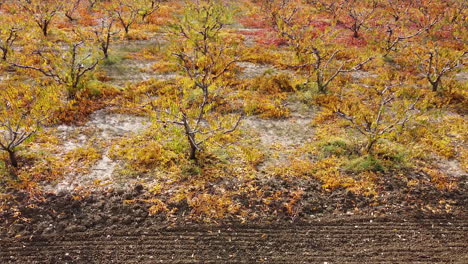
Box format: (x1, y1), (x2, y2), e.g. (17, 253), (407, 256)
(85, 80), (104, 97)
(102, 55), (123, 66)
(345, 155), (385, 173)
(321, 140), (349, 157)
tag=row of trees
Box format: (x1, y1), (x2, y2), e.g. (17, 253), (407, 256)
(0, 0), (165, 171)
(0, 1), (139, 101)
(8, 0), (162, 37)
(262, 0), (466, 93)
(257, 0), (466, 154)
(0, 0), (164, 69)
(0, 0), (466, 176)
(0, 0), (244, 173)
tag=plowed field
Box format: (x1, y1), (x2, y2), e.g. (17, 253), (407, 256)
(1, 217), (467, 263)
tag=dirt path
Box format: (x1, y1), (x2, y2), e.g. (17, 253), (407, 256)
(1, 217), (467, 263)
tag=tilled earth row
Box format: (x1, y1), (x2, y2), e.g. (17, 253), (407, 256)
(1, 178), (467, 264)
(1, 217), (467, 263)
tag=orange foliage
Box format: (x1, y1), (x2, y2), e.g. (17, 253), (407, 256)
(53, 87), (120, 125)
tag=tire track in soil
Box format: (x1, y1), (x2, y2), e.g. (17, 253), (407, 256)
(1, 218), (467, 264)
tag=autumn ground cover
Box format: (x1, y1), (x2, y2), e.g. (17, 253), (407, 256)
(0, 0), (466, 251)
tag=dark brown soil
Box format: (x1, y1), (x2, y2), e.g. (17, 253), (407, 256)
(1, 175), (467, 263)
(1, 217), (467, 263)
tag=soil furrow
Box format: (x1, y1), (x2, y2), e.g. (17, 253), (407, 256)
(1, 219), (466, 264)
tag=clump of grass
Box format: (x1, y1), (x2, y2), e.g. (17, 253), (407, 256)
(102, 55), (124, 66)
(321, 139), (351, 157)
(345, 155), (385, 173)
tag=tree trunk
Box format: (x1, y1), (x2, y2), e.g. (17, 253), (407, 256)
(67, 86), (77, 100)
(8, 150), (18, 168)
(103, 33), (111, 58)
(353, 30), (359, 38)
(65, 13), (75, 22)
(189, 144), (197, 161)
(318, 84), (326, 93)
(42, 22), (49, 37)
(102, 44), (109, 59)
(431, 81), (439, 92)
(352, 22), (360, 38)
(186, 132), (198, 161)
(317, 72), (326, 93)
(182, 114), (198, 161)
(365, 139), (376, 155)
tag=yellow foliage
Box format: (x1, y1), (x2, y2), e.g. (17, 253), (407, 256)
(187, 193), (240, 219)
(64, 146), (102, 174)
(312, 156), (377, 196)
(460, 149), (468, 171)
(148, 199), (168, 216)
(408, 114), (466, 160)
(65, 146), (101, 163)
(421, 167), (453, 190)
(249, 73), (296, 94)
(420, 135), (456, 159)
(313, 156), (344, 190)
(151, 61), (178, 74)
(109, 134), (179, 173)
(240, 73), (296, 118)
(244, 95), (290, 118)
(283, 189), (304, 216)
(124, 198), (168, 216)
(270, 159), (315, 179)
(241, 145), (265, 168)
(243, 47), (283, 65)
(312, 108), (337, 125)
(347, 171), (378, 196)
